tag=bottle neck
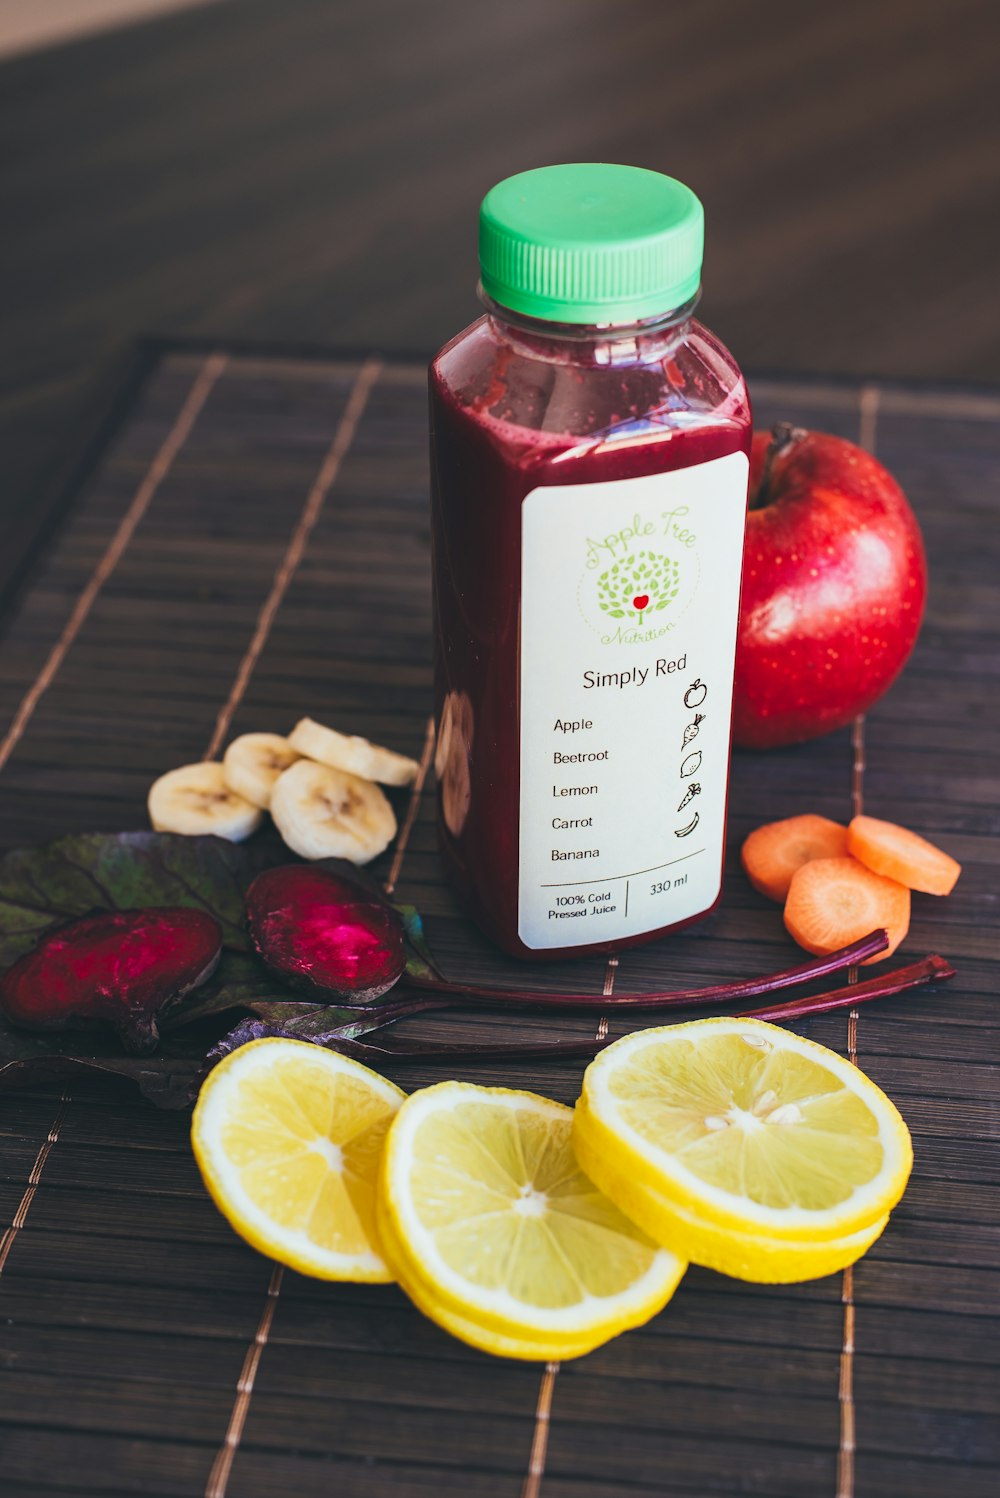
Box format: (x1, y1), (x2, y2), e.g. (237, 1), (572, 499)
(478, 286), (700, 368)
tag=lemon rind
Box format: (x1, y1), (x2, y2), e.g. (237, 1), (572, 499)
(380, 1080), (686, 1339)
(573, 1108), (888, 1283)
(377, 1195), (608, 1361)
(580, 1018), (912, 1241)
(376, 1190), (608, 1353)
(192, 1037), (404, 1282)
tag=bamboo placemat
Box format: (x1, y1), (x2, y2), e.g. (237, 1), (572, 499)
(0, 345), (996, 1498)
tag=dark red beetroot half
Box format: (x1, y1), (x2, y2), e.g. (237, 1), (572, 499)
(246, 864), (405, 1004)
(0, 907), (222, 1055)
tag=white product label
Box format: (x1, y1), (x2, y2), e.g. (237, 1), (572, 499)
(518, 450), (749, 949)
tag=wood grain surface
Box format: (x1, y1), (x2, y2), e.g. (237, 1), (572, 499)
(0, 348), (997, 1498)
(3, 0), (1000, 591)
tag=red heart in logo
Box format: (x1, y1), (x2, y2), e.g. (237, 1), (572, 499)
(632, 594), (649, 611)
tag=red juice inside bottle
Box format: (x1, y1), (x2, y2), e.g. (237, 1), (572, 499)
(430, 165), (751, 960)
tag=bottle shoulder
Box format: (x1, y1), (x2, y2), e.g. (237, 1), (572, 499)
(430, 314), (749, 446)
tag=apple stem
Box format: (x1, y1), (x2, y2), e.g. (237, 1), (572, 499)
(751, 421), (808, 510)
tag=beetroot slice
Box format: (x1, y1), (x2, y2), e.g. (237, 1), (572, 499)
(0, 907), (222, 1055)
(246, 864), (405, 1004)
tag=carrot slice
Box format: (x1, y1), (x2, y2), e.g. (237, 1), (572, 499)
(848, 815), (961, 896)
(741, 814), (849, 902)
(784, 856), (910, 965)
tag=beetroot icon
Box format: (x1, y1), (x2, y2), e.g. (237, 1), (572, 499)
(245, 864), (405, 1004)
(0, 908), (223, 1055)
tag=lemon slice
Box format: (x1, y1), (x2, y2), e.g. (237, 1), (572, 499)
(578, 1018), (912, 1242)
(574, 1100), (888, 1283)
(377, 1197), (605, 1362)
(192, 1038), (404, 1281)
(379, 1082), (685, 1342)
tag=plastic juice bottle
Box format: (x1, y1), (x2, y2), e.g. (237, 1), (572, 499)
(430, 164), (751, 960)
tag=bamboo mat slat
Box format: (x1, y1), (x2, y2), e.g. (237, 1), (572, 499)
(0, 345), (996, 1498)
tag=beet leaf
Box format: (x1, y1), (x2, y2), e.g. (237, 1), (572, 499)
(0, 832), (411, 1103)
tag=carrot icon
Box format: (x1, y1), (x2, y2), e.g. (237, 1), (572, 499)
(677, 782), (701, 813)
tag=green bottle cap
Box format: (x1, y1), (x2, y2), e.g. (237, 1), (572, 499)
(479, 163), (704, 325)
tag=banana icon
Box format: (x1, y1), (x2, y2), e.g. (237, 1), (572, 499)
(674, 810), (700, 838)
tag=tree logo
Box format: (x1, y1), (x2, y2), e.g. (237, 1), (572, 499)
(596, 551), (681, 624)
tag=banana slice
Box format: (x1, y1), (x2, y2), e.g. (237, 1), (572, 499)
(148, 763), (263, 842)
(222, 733), (300, 809)
(271, 759), (397, 864)
(288, 717), (419, 787)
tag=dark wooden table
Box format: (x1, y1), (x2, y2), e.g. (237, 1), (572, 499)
(0, 345), (996, 1498)
(3, 0), (1000, 594)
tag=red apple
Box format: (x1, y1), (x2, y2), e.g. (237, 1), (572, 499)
(733, 424), (927, 749)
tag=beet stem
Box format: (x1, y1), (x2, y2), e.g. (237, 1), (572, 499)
(365, 997), (448, 1028)
(341, 1036), (603, 1064)
(398, 930), (889, 1011)
(355, 954), (954, 1064)
(738, 954), (955, 1024)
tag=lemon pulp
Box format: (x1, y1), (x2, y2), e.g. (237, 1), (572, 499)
(581, 1018), (912, 1240)
(192, 1037), (404, 1280)
(573, 1099), (889, 1283)
(380, 1082), (685, 1340)
(377, 1196), (609, 1361)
